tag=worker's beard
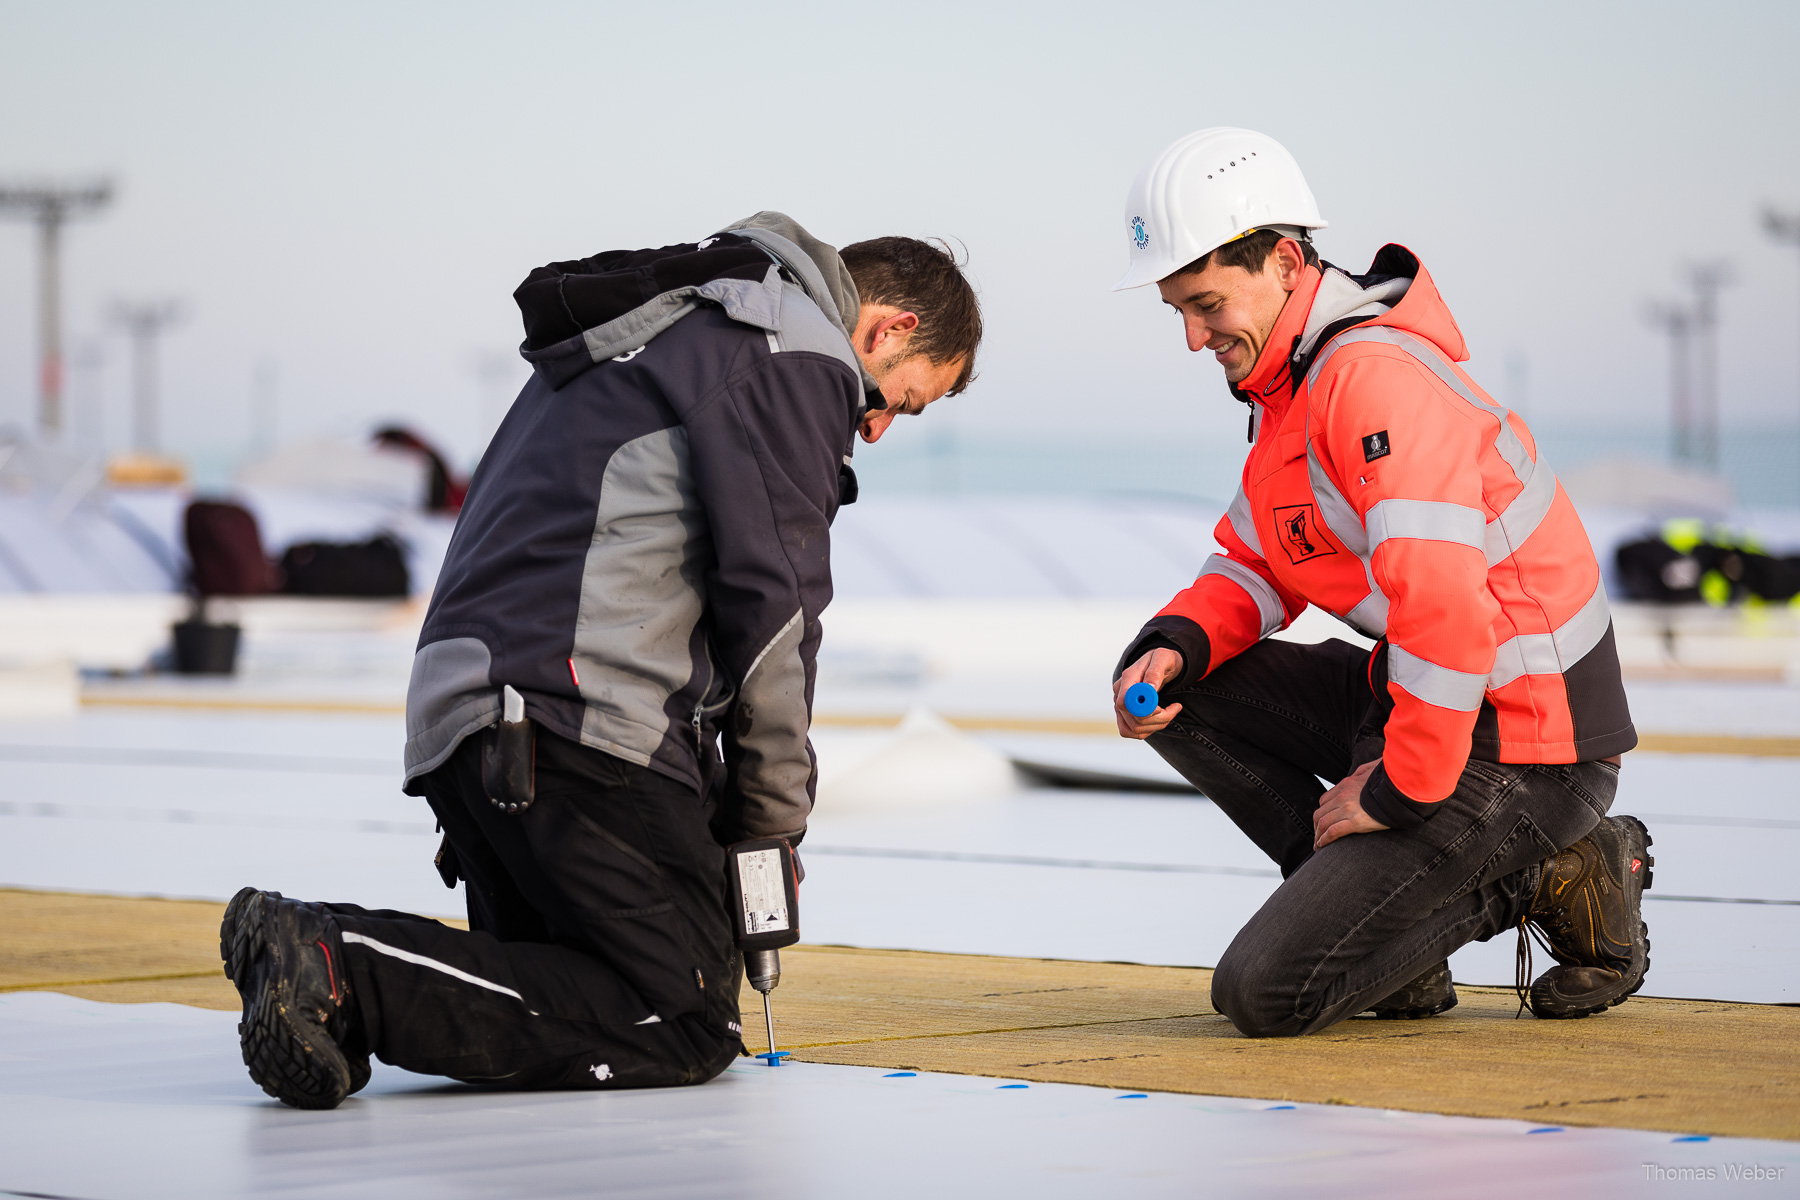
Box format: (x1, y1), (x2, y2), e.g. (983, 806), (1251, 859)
(866, 345), (915, 394)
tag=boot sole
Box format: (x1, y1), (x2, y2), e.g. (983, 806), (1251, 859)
(1370, 990), (1459, 1020)
(220, 888), (353, 1109)
(1368, 985), (1454, 1021)
(1531, 818), (1653, 1019)
(220, 885), (257, 991)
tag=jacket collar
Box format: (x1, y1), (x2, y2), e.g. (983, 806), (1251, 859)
(719, 214), (880, 399)
(1299, 264), (1413, 359)
(1235, 264), (1324, 415)
(1233, 247), (1433, 421)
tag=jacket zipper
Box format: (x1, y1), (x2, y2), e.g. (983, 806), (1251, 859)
(689, 646), (736, 743)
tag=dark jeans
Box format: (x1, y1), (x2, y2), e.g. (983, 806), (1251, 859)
(1149, 637), (1619, 1037)
(326, 729), (742, 1088)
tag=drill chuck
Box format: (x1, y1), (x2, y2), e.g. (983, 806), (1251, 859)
(745, 948), (781, 995)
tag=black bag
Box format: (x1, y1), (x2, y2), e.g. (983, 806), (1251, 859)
(184, 500), (280, 597)
(1741, 553), (1800, 602)
(1614, 537), (1702, 603)
(279, 535), (410, 597)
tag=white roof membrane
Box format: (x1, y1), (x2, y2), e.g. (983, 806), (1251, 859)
(0, 992), (1784, 1200)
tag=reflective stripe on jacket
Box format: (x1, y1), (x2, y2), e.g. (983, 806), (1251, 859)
(1125, 246), (1635, 822)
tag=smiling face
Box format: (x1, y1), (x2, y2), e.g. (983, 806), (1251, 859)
(1156, 237), (1308, 384)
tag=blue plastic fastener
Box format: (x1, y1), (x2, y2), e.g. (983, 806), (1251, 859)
(997, 1083), (1029, 1089)
(883, 1072), (917, 1078)
(1526, 1127), (1564, 1134)
(1265, 1105), (1296, 1111)
(1123, 682), (1160, 717)
(1117, 1094), (1147, 1099)
(1672, 1135), (1710, 1142)
(755, 1051), (791, 1067)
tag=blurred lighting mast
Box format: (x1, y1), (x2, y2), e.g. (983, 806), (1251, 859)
(0, 181), (114, 438)
(111, 299), (184, 454)
(1685, 261), (1733, 474)
(1645, 301), (1695, 464)
(1766, 207), (1800, 480)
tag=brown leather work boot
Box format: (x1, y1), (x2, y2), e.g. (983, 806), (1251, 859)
(1362, 959), (1457, 1019)
(1521, 815), (1653, 1019)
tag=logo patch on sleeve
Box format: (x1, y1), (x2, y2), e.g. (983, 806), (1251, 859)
(1362, 431), (1391, 462)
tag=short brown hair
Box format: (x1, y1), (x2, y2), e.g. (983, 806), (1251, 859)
(840, 236), (982, 396)
(1175, 228), (1319, 279)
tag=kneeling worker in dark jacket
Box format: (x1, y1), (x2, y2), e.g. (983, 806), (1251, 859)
(222, 212), (982, 1108)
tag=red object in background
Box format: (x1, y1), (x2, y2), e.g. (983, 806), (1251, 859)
(373, 426), (467, 513)
(184, 500), (282, 596)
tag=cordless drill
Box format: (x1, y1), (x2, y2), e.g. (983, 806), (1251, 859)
(727, 837), (801, 1065)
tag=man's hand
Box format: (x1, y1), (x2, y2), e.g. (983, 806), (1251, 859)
(1114, 648), (1185, 739)
(1312, 759), (1389, 850)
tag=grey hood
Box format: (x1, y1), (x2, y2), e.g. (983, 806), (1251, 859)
(516, 211), (877, 396)
(719, 212), (879, 395)
(1296, 265), (1413, 360)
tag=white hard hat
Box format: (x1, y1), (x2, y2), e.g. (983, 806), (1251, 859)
(1115, 128), (1327, 291)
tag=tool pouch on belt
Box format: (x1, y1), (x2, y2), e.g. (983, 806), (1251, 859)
(481, 685), (536, 813)
(433, 834), (462, 888)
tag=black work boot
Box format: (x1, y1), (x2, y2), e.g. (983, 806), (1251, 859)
(1362, 959), (1458, 1019)
(1522, 816), (1653, 1019)
(220, 887), (370, 1109)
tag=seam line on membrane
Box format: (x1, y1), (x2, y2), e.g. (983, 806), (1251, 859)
(802, 846), (1796, 904)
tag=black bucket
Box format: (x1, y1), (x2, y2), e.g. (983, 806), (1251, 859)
(172, 619), (241, 675)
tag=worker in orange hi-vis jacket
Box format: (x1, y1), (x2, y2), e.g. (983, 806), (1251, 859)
(1110, 129), (1651, 1033)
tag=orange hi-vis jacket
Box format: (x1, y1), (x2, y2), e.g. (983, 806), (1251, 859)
(1125, 246), (1635, 827)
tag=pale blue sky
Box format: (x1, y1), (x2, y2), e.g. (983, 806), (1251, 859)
(2, 0), (1797, 471)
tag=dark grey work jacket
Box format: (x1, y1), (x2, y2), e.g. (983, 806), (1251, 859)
(403, 213), (875, 844)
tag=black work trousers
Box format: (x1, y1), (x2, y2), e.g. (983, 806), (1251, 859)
(1148, 637), (1619, 1037)
(325, 729), (742, 1089)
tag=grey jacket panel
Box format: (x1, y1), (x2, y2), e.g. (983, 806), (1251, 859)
(404, 636), (499, 778)
(572, 425), (709, 769)
(725, 606), (814, 840)
(575, 266), (787, 366)
(769, 281), (862, 375)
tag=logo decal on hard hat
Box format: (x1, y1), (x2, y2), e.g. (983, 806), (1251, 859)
(1130, 216), (1148, 250)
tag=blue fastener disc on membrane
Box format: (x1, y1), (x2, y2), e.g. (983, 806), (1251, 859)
(1123, 683), (1159, 717)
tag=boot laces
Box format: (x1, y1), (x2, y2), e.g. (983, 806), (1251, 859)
(1513, 917), (1556, 1018)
